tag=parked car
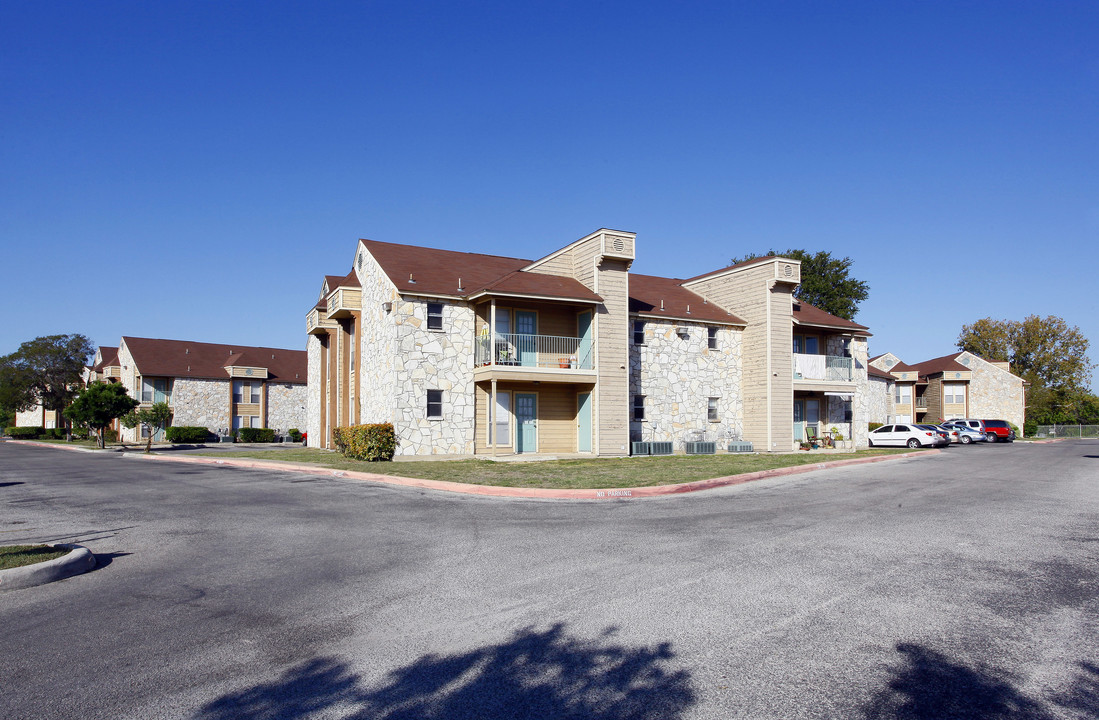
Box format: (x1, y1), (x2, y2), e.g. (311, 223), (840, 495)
(868, 424), (950, 448)
(982, 419), (1016, 443)
(941, 422), (987, 444)
(920, 424), (959, 444)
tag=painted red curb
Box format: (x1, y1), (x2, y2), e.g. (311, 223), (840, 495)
(122, 448), (940, 500)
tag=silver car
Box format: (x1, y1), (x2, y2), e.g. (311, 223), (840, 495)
(942, 422), (987, 444)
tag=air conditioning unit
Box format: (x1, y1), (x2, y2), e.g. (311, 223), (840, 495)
(631, 441), (651, 456)
(727, 441), (754, 453)
(684, 441), (716, 454)
(650, 441), (673, 456)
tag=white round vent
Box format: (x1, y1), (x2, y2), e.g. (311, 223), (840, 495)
(783, 264), (793, 278)
(612, 238), (625, 253)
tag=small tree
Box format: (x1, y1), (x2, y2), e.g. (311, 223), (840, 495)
(2, 334), (96, 438)
(64, 382), (139, 449)
(121, 402), (172, 454)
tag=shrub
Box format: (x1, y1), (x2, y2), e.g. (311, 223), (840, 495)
(237, 427), (276, 443)
(868, 422), (883, 432)
(6, 426), (44, 438)
(102, 429), (119, 443)
(332, 423), (398, 461)
(43, 428), (66, 439)
(1024, 419), (1038, 437)
(165, 426), (212, 444)
(287, 428), (303, 442)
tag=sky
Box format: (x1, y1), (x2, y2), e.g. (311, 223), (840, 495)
(2, 1), (1097, 386)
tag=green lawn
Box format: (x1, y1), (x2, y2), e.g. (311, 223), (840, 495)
(0, 544), (68, 570)
(188, 447), (919, 490)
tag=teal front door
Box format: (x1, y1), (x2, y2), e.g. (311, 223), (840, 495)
(577, 392), (592, 452)
(516, 392), (537, 453)
(576, 310), (592, 369)
(516, 311), (537, 367)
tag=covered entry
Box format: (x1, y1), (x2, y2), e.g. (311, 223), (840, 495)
(476, 381), (595, 455)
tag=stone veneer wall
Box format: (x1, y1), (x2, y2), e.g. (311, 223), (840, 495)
(629, 318), (743, 451)
(956, 351), (1026, 430)
(865, 376), (894, 425)
(306, 334), (323, 446)
(116, 340), (141, 442)
(267, 382), (308, 433)
(171, 378), (230, 433)
(387, 296), (476, 454)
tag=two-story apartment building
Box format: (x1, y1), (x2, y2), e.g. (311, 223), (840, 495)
(869, 351), (1026, 429)
(308, 229), (875, 455)
(112, 337), (308, 442)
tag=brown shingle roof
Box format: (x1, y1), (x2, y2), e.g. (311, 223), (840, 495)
(906, 353), (970, 376)
(92, 347), (119, 371)
(629, 274), (746, 325)
(868, 365), (895, 380)
(792, 300), (870, 336)
(360, 239), (601, 302)
(122, 337), (307, 383)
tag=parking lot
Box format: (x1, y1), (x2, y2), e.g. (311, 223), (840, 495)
(2, 440), (1098, 720)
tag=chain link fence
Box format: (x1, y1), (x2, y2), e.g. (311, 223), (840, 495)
(1034, 425), (1099, 438)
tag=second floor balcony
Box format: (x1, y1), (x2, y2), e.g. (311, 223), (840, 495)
(793, 353), (853, 382)
(476, 333), (593, 370)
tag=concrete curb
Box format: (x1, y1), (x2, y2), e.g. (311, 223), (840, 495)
(124, 448), (941, 500)
(0, 544), (97, 592)
(3, 439), (120, 453)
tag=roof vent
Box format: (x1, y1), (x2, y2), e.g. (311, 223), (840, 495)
(612, 238), (625, 253)
(660, 299), (665, 311)
(686, 304), (691, 315)
(457, 277), (464, 292)
(409, 273), (416, 284)
(187, 365), (191, 372)
(185, 348), (190, 354)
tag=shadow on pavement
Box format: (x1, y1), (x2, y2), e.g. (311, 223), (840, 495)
(195, 623), (695, 720)
(91, 551), (132, 570)
(0, 481), (25, 487)
(861, 643), (1099, 719)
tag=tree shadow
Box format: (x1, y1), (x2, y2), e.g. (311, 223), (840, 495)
(196, 623), (695, 720)
(90, 551), (132, 570)
(860, 643), (1099, 719)
(0, 481), (25, 487)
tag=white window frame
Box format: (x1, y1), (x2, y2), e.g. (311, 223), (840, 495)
(633, 395), (645, 421)
(707, 397), (719, 422)
(426, 389), (443, 419)
(427, 302), (444, 331)
(707, 327), (718, 350)
(633, 320), (645, 345)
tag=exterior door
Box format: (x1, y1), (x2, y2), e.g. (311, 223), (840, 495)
(577, 392), (592, 452)
(516, 311), (537, 367)
(576, 310), (593, 369)
(516, 393), (537, 453)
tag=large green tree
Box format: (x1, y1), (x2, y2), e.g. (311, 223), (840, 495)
(730, 250), (869, 320)
(957, 315), (1093, 392)
(1, 334), (95, 435)
(65, 382), (139, 449)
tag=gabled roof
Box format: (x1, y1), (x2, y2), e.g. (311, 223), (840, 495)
(906, 352), (970, 376)
(629, 274), (745, 325)
(792, 300), (870, 336)
(121, 337), (307, 383)
(868, 365), (895, 380)
(359, 239), (601, 303)
(92, 346), (119, 371)
(682, 256), (782, 284)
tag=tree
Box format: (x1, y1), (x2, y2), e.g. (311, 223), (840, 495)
(2, 334), (96, 435)
(121, 402), (172, 454)
(0, 356), (34, 427)
(957, 315), (1094, 392)
(730, 250), (869, 320)
(64, 382), (139, 449)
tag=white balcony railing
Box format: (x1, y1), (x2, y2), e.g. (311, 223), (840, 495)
(793, 353), (853, 382)
(476, 333), (593, 370)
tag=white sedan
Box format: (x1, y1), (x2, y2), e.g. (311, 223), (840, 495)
(869, 424), (950, 448)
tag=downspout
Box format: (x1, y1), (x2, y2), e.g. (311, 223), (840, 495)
(766, 279), (774, 452)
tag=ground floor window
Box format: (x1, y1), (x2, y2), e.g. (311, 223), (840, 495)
(633, 395), (645, 421)
(708, 397), (719, 422)
(427, 389), (443, 419)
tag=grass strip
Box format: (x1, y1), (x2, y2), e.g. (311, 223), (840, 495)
(187, 447), (919, 490)
(0, 544), (68, 570)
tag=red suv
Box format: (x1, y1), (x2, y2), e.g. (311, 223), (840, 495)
(981, 420), (1015, 443)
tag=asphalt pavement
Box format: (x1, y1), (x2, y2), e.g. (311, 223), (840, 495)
(1, 440), (1097, 719)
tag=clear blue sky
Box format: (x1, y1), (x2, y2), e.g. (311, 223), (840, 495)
(3, 1), (1096, 386)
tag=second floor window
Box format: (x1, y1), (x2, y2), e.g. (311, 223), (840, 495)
(707, 327), (718, 350)
(233, 380), (261, 404)
(633, 395), (645, 421)
(633, 320), (646, 345)
(141, 378), (171, 403)
(427, 303), (444, 331)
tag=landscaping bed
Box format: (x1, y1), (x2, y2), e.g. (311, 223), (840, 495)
(0, 544), (68, 570)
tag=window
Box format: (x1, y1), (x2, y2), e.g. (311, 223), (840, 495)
(944, 383), (966, 404)
(633, 320), (645, 345)
(426, 389), (443, 419)
(233, 380), (261, 404)
(141, 378), (171, 403)
(793, 335), (802, 353)
(633, 395), (645, 421)
(707, 327), (718, 350)
(708, 397), (719, 422)
(843, 399), (853, 422)
(896, 386), (912, 405)
(427, 302), (444, 331)
(805, 337), (819, 354)
(489, 392), (510, 445)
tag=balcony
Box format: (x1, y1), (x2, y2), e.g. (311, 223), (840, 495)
(915, 395), (928, 410)
(474, 333), (596, 383)
(793, 353), (853, 382)
(307, 307), (339, 335)
(325, 287), (361, 320)
(102, 366), (121, 379)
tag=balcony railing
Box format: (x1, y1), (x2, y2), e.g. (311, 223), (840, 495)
(915, 395), (928, 409)
(476, 333), (593, 370)
(793, 353), (853, 382)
